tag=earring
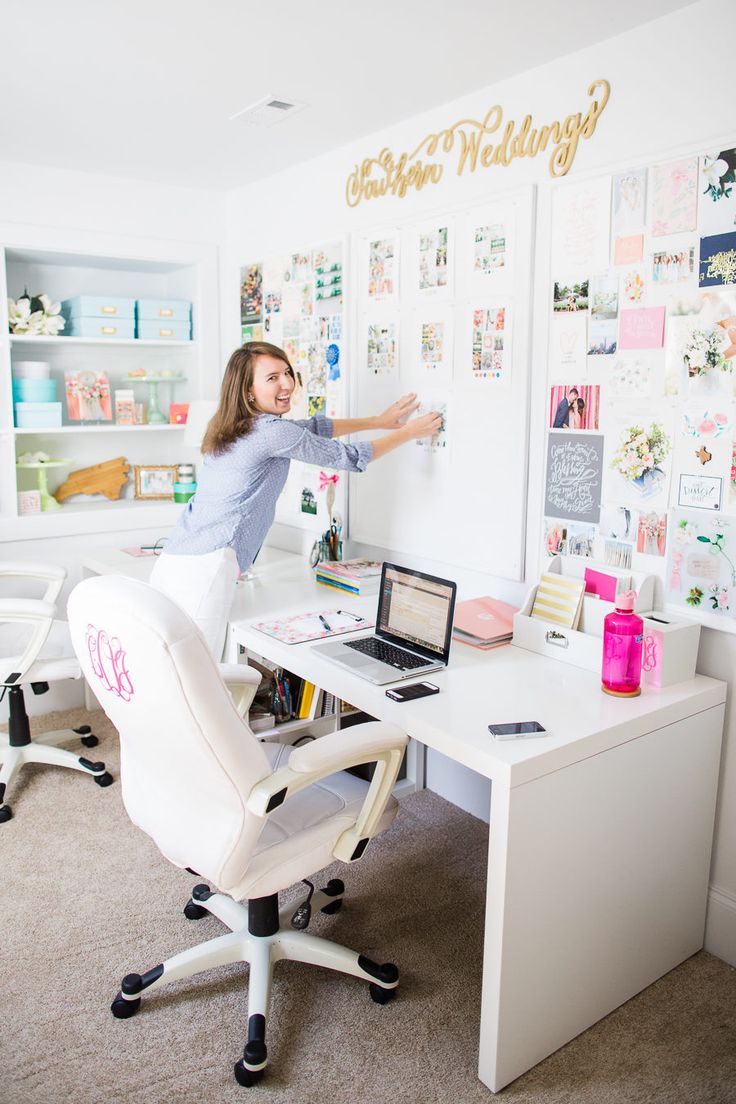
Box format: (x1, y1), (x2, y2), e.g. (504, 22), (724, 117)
(248, 394), (254, 402)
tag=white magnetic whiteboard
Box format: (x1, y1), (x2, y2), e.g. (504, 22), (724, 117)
(349, 186), (535, 580)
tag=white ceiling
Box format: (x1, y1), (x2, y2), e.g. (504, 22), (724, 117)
(1, 0), (693, 192)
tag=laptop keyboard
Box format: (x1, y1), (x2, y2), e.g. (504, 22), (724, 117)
(344, 637), (429, 670)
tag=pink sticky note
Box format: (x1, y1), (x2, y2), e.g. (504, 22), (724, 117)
(613, 234), (644, 265)
(618, 307), (666, 350)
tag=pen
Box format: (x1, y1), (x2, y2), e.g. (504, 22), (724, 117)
(336, 610), (365, 623)
(319, 614), (332, 631)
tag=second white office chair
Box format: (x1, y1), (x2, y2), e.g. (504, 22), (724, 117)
(67, 575), (409, 1087)
(0, 561), (113, 823)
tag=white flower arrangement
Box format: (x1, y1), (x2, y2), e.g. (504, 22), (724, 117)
(7, 290), (65, 336)
(611, 422), (671, 482)
(683, 326), (730, 376)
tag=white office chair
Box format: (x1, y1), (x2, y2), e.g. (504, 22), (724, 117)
(0, 561), (113, 823)
(67, 575), (408, 1087)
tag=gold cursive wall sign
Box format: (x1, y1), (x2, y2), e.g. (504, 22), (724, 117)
(345, 79), (610, 208)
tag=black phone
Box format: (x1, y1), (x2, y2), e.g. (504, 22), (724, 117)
(385, 681), (440, 702)
(488, 721), (546, 740)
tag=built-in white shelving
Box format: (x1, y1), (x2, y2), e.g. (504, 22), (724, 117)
(0, 223), (219, 542)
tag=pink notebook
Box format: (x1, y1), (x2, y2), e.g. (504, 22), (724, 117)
(452, 596), (518, 648)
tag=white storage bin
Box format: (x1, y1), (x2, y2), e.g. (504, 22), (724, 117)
(13, 360), (51, 379)
(640, 612), (701, 688)
(512, 556), (656, 674)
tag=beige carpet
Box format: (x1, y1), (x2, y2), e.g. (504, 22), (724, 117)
(2, 708), (735, 1104)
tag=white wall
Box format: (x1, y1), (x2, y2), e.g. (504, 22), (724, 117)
(222, 0), (736, 964)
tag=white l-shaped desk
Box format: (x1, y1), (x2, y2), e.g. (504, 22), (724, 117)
(82, 547), (726, 1093)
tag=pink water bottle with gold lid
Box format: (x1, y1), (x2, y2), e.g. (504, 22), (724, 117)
(601, 590), (643, 697)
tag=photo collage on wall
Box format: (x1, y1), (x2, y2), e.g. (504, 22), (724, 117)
(239, 241), (346, 531)
(358, 204), (518, 463)
(544, 144), (736, 624)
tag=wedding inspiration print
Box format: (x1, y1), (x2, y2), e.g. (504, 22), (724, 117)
(666, 511), (736, 620)
(544, 433), (604, 524)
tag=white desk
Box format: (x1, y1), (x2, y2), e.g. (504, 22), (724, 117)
(82, 547), (727, 1093)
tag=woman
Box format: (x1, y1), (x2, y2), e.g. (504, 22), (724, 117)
(567, 396), (585, 430)
(151, 341), (442, 657)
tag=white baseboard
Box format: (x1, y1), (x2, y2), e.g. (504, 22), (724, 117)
(705, 883), (736, 967)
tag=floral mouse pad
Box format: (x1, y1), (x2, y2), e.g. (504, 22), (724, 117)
(251, 608), (373, 644)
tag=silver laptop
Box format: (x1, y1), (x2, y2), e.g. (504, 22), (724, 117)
(312, 562), (457, 685)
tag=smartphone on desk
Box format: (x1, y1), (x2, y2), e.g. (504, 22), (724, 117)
(386, 681), (440, 702)
(489, 721), (546, 740)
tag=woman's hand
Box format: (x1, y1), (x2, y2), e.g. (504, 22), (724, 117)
(374, 393), (419, 429)
(403, 410), (444, 440)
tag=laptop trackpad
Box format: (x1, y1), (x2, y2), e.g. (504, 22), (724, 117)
(339, 652), (374, 669)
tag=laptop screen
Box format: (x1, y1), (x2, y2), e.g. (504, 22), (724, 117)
(376, 563), (457, 662)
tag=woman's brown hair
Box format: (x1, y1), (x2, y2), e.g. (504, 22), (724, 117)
(201, 342), (296, 455)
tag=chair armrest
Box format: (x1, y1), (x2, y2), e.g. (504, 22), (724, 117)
(218, 662), (261, 718)
(0, 562), (66, 604)
(247, 722), (409, 863)
(0, 598), (57, 683)
(0, 598), (57, 623)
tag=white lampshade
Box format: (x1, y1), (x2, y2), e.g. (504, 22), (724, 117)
(182, 400), (217, 451)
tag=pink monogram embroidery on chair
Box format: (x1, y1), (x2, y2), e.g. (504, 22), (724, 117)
(85, 624), (134, 701)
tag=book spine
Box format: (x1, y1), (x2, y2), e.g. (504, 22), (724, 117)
(315, 576), (361, 594)
(298, 682), (315, 719)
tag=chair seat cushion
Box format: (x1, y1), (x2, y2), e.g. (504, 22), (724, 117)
(0, 620), (80, 685)
(226, 741), (399, 900)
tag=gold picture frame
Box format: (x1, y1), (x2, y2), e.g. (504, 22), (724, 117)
(134, 464), (178, 500)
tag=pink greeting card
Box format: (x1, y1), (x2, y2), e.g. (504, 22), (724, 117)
(618, 307), (666, 350)
(613, 234), (644, 266)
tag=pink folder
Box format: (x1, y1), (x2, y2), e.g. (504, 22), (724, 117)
(452, 596), (518, 647)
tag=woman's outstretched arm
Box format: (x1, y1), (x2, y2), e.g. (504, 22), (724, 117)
(331, 393), (419, 437)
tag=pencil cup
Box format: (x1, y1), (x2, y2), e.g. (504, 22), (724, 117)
(319, 538), (342, 563)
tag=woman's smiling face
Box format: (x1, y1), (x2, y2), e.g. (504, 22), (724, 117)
(250, 354), (295, 415)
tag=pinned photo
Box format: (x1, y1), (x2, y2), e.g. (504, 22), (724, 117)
(549, 384), (600, 430)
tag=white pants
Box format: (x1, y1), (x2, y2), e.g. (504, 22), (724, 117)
(150, 547), (239, 660)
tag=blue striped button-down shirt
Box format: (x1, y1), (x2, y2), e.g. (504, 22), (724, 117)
(165, 414), (372, 570)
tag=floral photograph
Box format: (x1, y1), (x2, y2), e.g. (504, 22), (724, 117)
(64, 370), (112, 422)
(666, 512), (736, 620)
(607, 420), (673, 509)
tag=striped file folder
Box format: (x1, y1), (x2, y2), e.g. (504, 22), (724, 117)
(530, 573), (585, 629)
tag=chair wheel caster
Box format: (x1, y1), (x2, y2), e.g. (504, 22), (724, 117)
(369, 982), (397, 1004)
(321, 899), (342, 915)
(184, 899), (208, 920)
(111, 992), (140, 1019)
(80, 735), (98, 747)
(234, 1060), (264, 1087)
(94, 771), (114, 788)
(0, 805), (13, 824)
(321, 877), (344, 913)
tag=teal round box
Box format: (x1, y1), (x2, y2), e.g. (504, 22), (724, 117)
(174, 481), (196, 503)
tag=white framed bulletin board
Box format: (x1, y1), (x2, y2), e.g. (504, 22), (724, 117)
(348, 186), (536, 581)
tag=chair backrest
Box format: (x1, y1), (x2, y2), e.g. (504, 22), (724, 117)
(67, 575), (271, 892)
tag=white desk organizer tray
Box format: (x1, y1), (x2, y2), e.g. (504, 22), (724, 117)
(639, 611), (701, 688)
(512, 556), (656, 674)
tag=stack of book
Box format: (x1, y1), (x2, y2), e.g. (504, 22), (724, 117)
(314, 558), (382, 595)
(452, 596), (519, 650)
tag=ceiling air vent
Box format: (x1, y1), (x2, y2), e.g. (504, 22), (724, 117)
(229, 95), (306, 128)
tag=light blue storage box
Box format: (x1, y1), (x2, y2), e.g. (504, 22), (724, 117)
(61, 295), (136, 320)
(136, 298), (191, 322)
(64, 318), (136, 339)
(137, 319), (191, 341)
(15, 402), (63, 428)
(12, 378), (57, 403)
(61, 296), (136, 338)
